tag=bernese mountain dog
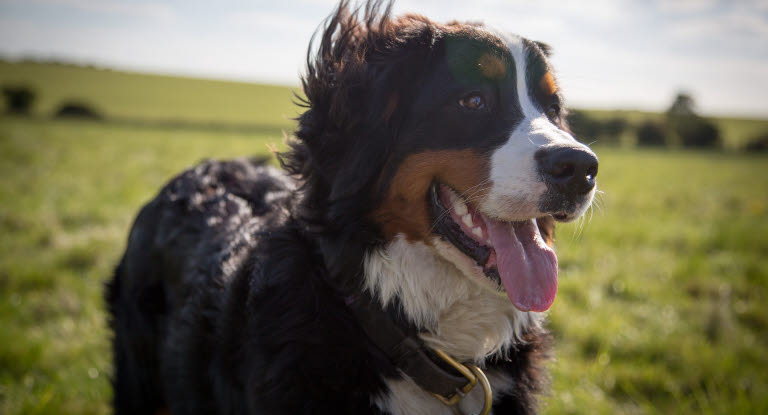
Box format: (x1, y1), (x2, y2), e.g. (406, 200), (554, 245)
(106, 1), (598, 414)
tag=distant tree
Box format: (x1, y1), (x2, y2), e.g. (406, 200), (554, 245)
(566, 109), (600, 139)
(636, 121), (669, 147)
(566, 110), (622, 145)
(679, 119), (720, 148)
(567, 110), (628, 144)
(744, 132), (768, 153)
(54, 101), (102, 120)
(603, 117), (628, 138)
(2, 85), (36, 115)
(665, 92), (721, 149)
(666, 92), (697, 118)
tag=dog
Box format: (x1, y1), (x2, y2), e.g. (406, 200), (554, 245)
(106, 1), (598, 414)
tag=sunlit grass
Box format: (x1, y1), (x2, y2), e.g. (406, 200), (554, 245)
(0, 116), (766, 414)
(0, 117), (283, 414)
(0, 61), (301, 127)
(545, 149), (768, 414)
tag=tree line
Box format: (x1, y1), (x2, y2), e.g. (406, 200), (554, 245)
(567, 93), (733, 149)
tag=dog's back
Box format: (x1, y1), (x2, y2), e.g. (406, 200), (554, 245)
(106, 158), (295, 413)
(107, 157), (397, 414)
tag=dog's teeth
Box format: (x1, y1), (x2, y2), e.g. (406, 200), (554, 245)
(472, 227), (483, 238)
(461, 213), (473, 227)
(447, 189), (458, 203)
(453, 199), (468, 216)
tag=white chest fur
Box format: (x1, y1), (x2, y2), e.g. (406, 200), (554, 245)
(364, 236), (544, 413)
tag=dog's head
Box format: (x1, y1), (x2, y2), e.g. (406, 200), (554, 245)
(285, 1), (597, 313)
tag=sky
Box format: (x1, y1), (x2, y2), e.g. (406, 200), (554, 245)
(1, 0), (767, 117)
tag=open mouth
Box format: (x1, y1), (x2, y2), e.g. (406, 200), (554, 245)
(429, 183), (559, 312)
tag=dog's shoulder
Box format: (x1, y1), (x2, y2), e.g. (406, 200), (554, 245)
(143, 158), (394, 413)
(126, 157), (292, 286)
(200, 220), (395, 413)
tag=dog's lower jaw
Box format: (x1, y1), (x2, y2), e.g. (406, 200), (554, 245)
(363, 235), (544, 363)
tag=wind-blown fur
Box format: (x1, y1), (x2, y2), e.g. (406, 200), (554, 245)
(106, 1), (572, 414)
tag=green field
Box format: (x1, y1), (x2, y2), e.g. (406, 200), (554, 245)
(0, 60), (299, 128)
(1, 62), (768, 414)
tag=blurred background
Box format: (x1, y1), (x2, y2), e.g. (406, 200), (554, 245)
(0, 0), (766, 413)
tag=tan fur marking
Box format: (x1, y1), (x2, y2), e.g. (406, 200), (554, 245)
(536, 215), (555, 247)
(539, 72), (557, 97)
(478, 53), (506, 79)
(373, 150), (490, 241)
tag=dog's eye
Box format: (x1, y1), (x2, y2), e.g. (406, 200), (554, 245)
(458, 93), (486, 111)
(546, 104), (560, 120)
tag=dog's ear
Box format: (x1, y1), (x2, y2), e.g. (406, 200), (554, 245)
(534, 41), (552, 57)
(301, 1), (397, 114)
(537, 215), (555, 247)
(299, 1), (437, 203)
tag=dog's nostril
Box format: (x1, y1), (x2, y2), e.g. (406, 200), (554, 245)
(586, 164), (598, 181)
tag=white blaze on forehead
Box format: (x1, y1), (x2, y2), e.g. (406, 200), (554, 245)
(478, 30), (589, 220)
(495, 32), (542, 120)
(494, 30), (581, 147)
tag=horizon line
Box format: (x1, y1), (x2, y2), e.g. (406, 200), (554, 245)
(2, 54), (767, 121)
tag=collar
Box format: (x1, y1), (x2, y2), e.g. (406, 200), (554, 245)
(347, 292), (492, 415)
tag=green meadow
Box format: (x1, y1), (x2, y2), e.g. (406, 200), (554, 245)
(0, 60), (299, 128)
(1, 62), (767, 414)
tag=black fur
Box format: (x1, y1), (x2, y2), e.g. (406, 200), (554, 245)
(107, 2), (551, 414)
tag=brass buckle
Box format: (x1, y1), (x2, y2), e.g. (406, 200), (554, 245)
(431, 349), (493, 415)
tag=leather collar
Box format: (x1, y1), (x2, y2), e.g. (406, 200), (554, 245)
(346, 291), (479, 400)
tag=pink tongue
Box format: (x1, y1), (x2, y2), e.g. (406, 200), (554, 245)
(483, 218), (558, 312)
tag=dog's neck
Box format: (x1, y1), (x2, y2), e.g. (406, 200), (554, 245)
(363, 235), (542, 363)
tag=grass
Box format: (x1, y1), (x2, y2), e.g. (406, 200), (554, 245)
(0, 117), (281, 414)
(1, 116), (766, 414)
(545, 149), (768, 414)
(0, 60), (300, 128)
(1, 61), (767, 414)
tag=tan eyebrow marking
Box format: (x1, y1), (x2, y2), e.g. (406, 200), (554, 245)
(539, 72), (557, 96)
(478, 53), (507, 80)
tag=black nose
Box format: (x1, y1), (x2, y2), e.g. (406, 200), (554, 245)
(536, 146), (599, 196)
